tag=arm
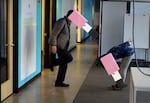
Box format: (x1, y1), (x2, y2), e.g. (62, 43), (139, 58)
(48, 19), (65, 53)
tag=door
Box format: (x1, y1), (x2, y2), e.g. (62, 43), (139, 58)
(44, 0), (56, 68)
(1, 0), (13, 101)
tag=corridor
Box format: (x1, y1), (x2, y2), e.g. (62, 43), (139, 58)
(2, 39), (98, 103)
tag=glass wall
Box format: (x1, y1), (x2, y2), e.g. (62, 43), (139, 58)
(18, 0), (41, 88)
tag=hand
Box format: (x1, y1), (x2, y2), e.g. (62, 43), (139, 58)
(51, 46), (57, 54)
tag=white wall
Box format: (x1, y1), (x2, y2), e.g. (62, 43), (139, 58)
(131, 2), (150, 15)
(130, 2), (150, 60)
(124, 14), (150, 48)
(100, 1), (126, 55)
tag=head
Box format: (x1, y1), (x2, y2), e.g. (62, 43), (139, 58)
(66, 10), (73, 24)
(66, 9), (74, 17)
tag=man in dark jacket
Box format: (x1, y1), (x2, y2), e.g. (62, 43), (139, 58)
(48, 10), (74, 87)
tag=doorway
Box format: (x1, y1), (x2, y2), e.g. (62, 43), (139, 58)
(43, 0), (56, 68)
(0, 0), (13, 101)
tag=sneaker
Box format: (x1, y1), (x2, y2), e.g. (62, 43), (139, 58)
(55, 83), (70, 87)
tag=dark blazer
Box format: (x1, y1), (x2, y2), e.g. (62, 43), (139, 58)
(49, 17), (70, 50)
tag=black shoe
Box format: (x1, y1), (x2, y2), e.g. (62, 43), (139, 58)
(116, 79), (127, 88)
(112, 82), (127, 91)
(55, 83), (70, 87)
(112, 85), (121, 90)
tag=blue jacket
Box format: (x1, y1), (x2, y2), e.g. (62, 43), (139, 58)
(107, 41), (135, 59)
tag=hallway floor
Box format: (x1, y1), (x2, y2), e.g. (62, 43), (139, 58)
(2, 39), (98, 103)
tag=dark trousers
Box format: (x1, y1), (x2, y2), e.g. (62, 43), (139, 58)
(55, 49), (73, 84)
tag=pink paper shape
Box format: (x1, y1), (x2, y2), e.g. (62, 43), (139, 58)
(100, 53), (120, 75)
(68, 10), (87, 28)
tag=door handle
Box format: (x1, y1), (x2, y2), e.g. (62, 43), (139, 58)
(10, 44), (15, 47)
(5, 43), (15, 47)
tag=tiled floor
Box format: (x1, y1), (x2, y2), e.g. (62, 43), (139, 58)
(2, 39), (98, 103)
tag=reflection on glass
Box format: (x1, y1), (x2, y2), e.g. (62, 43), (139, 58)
(0, 0), (8, 84)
